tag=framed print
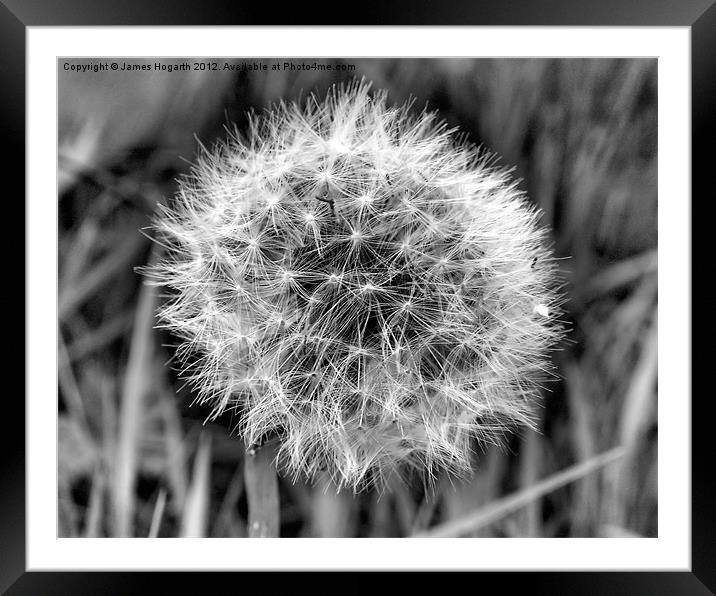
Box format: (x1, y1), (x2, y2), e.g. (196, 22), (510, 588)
(5, 0), (710, 592)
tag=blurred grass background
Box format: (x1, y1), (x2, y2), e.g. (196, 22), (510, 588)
(58, 58), (657, 538)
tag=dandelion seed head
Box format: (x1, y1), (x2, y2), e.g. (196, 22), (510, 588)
(146, 80), (565, 491)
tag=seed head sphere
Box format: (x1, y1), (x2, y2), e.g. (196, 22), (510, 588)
(149, 82), (563, 490)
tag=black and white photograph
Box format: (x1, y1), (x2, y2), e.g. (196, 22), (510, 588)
(57, 57), (659, 540)
(4, 0), (707, 588)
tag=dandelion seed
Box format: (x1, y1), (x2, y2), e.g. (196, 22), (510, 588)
(533, 303), (550, 318)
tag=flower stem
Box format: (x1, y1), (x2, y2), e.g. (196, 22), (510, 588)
(244, 442), (280, 537)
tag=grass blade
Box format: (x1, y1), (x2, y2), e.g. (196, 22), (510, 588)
(112, 278), (156, 537)
(415, 446), (626, 538)
(148, 489), (167, 538)
(180, 433), (211, 538)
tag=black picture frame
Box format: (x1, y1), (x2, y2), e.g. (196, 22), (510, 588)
(6, 0), (710, 593)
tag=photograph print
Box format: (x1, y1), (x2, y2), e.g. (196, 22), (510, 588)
(57, 57), (658, 539)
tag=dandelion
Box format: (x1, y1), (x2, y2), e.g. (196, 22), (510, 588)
(146, 81), (563, 492)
